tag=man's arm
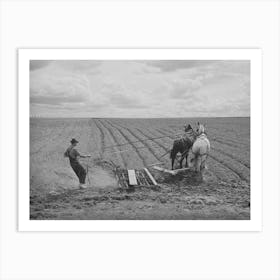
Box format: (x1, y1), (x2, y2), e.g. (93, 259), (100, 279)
(79, 154), (91, 158)
(75, 150), (91, 158)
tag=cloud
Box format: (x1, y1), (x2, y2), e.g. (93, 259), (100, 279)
(30, 92), (86, 105)
(97, 61), (161, 77)
(168, 79), (203, 99)
(30, 60), (53, 71)
(30, 62), (92, 109)
(109, 93), (147, 109)
(146, 60), (215, 72)
(29, 60), (250, 117)
(56, 60), (101, 73)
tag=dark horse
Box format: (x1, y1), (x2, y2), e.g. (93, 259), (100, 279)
(170, 124), (196, 170)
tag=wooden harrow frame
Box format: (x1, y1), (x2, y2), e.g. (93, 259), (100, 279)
(114, 162), (191, 189)
(115, 167), (158, 189)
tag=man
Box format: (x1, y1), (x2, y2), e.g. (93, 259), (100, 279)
(64, 138), (91, 189)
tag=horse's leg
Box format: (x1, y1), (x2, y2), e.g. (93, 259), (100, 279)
(179, 155), (183, 168)
(201, 158), (206, 171)
(171, 150), (175, 170)
(196, 156), (202, 172)
(171, 157), (175, 170)
(199, 155), (208, 181)
(181, 152), (188, 168)
(170, 148), (173, 170)
(187, 153), (193, 169)
(185, 154), (188, 167)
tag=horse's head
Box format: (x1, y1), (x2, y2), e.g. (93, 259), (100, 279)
(184, 124), (193, 132)
(196, 122), (206, 135)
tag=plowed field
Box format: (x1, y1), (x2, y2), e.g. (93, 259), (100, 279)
(30, 117), (250, 220)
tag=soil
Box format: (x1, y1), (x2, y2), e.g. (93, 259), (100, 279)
(30, 117), (250, 220)
(30, 162), (250, 220)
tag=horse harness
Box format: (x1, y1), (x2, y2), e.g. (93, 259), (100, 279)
(190, 133), (210, 157)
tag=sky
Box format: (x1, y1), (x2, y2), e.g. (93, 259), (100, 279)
(30, 60), (250, 118)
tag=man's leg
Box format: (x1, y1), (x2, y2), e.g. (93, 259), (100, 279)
(80, 166), (86, 184)
(75, 164), (85, 183)
(71, 163), (80, 181)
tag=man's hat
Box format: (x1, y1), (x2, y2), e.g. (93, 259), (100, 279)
(71, 138), (79, 144)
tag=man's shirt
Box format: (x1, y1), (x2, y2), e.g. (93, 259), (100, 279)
(65, 146), (81, 164)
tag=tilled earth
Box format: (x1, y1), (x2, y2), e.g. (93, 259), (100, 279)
(30, 117), (250, 220)
(30, 167), (250, 220)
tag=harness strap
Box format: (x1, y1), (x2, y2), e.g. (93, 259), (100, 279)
(191, 136), (210, 157)
(191, 151), (208, 158)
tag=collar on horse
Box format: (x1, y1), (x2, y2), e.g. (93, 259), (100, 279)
(197, 132), (207, 138)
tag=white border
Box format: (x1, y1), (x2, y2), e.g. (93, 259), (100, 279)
(18, 48), (262, 231)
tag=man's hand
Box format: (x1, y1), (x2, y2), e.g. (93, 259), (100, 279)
(80, 155), (91, 158)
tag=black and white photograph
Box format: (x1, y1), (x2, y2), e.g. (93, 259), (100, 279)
(2, 1), (279, 279)
(28, 55), (251, 221)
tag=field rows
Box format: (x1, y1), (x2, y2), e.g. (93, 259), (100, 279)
(30, 117), (250, 220)
(30, 117), (250, 189)
(92, 118), (250, 183)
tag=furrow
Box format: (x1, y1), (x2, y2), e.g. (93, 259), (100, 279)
(211, 143), (250, 169)
(156, 127), (182, 139)
(107, 120), (162, 163)
(206, 157), (239, 182)
(135, 128), (170, 152)
(209, 152), (250, 183)
(86, 119), (102, 159)
(92, 119), (105, 156)
(96, 120), (126, 168)
(210, 136), (247, 150)
(103, 120), (148, 167)
(210, 127), (250, 147)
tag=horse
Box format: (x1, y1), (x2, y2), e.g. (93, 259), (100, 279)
(170, 124), (196, 170)
(187, 122), (210, 177)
